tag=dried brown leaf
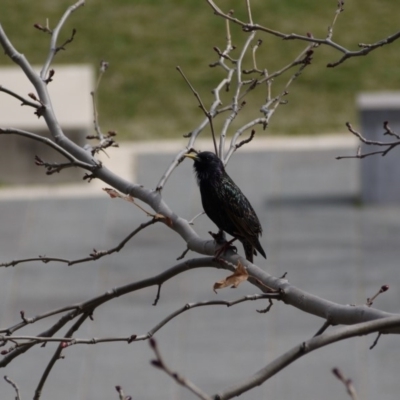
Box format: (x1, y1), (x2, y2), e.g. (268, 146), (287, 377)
(213, 261), (248, 293)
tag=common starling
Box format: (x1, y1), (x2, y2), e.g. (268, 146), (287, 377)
(184, 151), (266, 262)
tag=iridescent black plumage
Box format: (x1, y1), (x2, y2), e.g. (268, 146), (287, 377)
(184, 151), (266, 262)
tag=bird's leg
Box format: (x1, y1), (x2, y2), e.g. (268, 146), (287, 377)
(209, 231), (238, 260)
(214, 238), (238, 259)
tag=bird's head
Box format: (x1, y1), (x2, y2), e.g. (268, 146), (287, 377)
(183, 151), (225, 183)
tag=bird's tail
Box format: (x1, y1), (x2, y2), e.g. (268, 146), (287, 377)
(255, 238), (267, 259)
(242, 240), (267, 263)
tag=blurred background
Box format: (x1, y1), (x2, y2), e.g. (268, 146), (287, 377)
(1, 1), (400, 400)
(1, 0), (400, 139)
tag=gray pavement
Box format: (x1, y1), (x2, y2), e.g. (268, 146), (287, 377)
(1, 142), (400, 400)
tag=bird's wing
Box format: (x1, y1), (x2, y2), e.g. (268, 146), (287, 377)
(226, 207), (262, 240)
(221, 176), (262, 240)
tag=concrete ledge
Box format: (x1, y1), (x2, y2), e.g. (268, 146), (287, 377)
(0, 64), (94, 184)
(0, 134), (355, 200)
(0, 65), (94, 130)
(357, 91), (400, 110)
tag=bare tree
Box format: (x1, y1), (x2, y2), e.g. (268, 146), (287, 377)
(0, 1), (400, 399)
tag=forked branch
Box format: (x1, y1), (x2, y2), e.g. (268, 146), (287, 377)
(214, 316), (400, 399)
(336, 122), (400, 159)
(206, 0), (400, 67)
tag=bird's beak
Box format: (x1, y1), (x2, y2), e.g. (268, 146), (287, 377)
(183, 153), (199, 161)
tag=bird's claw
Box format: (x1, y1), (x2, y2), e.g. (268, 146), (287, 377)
(213, 238), (238, 260)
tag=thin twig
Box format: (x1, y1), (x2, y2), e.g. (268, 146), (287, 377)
(147, 293), (280, 339)
(242, 43), (317, 95)
(346, 122), (399, 147)
(214, 316), (400, 399)
(205, 0), (400, 68)
(256, 298), (274, 314)
(115, 386), (132, 400)
(0, 128), (98, 171)
(369, 332), (382, 350)
(33, 313), (89, 400)
(235, 129), (255, 150)
(246, 39), (262, 73)
(336, 122), (400, 159)
(40, 0), (85, 79)
(156, 38), (236, 190)
(0, 219), (157, 268)
(383, 121), (400, 139)
(176, 66), (218, 156)
(332, 367), (359, 400)
(188, 211), (205, 225)
(219, 30), (257, 159)
(0, 85), (40, 108)
(0, 293), (279, 351)
(34, 155), (98, 175)
(327, 1), (344, 40)
(150, 338), (212, 400)
(224, 45), (314, 164)
(4, 375), (21, 400)
(176, 247), (190, 260)
(55, 28), (76, 53)
(328, 30), (400, 67)
(87, 61), (119, 156)
(313, 320), (331, 337)
(0, 258), (219, 346)
(0, 334), (138, 347)
(90, 60), (109, 142)
(366, 285), (389, 307)
(245, 0), (253, 25)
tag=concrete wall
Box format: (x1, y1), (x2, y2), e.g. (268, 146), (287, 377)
(358, 92), (400, 203)
(0, 65), (94, 184)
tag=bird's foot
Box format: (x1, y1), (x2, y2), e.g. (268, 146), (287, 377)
(213, 238), (238, 260)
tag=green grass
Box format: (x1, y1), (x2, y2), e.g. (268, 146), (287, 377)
(1, 0), (400, 140)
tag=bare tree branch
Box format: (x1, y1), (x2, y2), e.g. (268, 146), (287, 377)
(4, 375), (21, 400)
(1, 21), (223, 264)
(0, 128), (98, 171)
(0, 219), (158, 268)
(218, 30), (257, 158)
(205, 0), (400, 68)
(1, 1), (400, 398)
(328, 30), (400, 67)
(0, 293), (279, 351)
(332, 367), (359, 400)
(0, 85), (40, 108)
(176, 66), (218, 156)
(0, 257), (220, 363)
(214, 316), (400, 399)
(1, 255), (400, 370)
(156, 19), (237, 190)
(224, 44), (314, 164)
(33, 313), (89, 400)
(87, 60), (120, 155)
(150, 338), (212, 400)
(40, 0), (85, 79)
(336, 122), (400, 159)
